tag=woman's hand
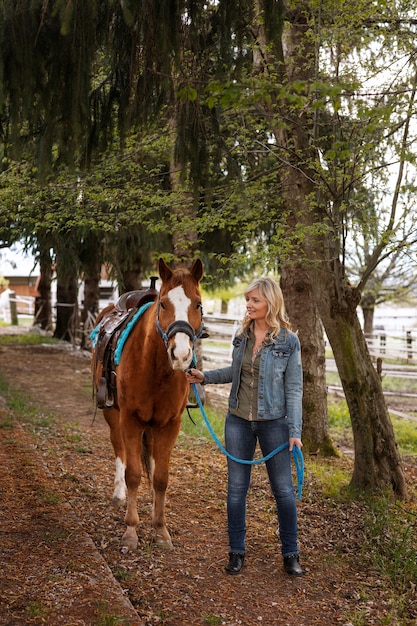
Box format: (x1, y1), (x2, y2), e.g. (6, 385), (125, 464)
(185, 368), (205, 384)
(289, 437), (303, 452)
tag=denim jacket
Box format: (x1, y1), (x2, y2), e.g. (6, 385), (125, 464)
(203, 327), (303, 439)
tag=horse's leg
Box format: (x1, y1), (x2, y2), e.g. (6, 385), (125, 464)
(102, 407), (126, 507)
(121, 411), (145, 551)
(149, 418), (182, 549)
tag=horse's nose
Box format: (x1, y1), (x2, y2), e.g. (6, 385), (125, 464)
(170, 337), (193, 370)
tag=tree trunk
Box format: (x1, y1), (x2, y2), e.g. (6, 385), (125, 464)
(361, 306), (375, 337)
(280, 264), (336, 455)
(54, 243), (78, 342)
(120, 258), (144, 292)
(169, 117), (198, 266)
(315, 277), (406, 495)
(276, 3), (407, 496)
(34, 239), (53, 331)
(120, 266), (142, 291)
(80, 260), (101, 349)
(54, 276), (78, 342)
(82, 270), (100, 317)
(252, 1), (334, 456)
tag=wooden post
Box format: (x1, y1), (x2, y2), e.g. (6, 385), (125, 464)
(406, 330), (413, 360)
(9, 291), (18, 325)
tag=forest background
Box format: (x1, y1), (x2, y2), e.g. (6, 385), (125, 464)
(0, 1), (417, 498)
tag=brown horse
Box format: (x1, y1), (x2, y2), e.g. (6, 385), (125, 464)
(92, 258), (204, 550)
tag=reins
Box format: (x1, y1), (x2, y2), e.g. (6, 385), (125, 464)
(190, 382), (304, 500)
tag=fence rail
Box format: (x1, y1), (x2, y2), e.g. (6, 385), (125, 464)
(203, 315), (417, 365)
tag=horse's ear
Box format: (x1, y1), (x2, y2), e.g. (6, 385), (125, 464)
(190, 258), (204, 283)
(159, 258), (173, 282)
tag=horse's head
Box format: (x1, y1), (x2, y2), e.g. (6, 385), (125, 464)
(156, 258), (205, 370)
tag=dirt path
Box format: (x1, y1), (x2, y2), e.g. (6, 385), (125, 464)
(0, 341), (415, 625)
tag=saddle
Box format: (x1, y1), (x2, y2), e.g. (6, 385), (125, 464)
(93, 277), (159, 409)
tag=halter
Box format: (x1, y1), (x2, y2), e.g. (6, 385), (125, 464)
(155, 299), (207, 350)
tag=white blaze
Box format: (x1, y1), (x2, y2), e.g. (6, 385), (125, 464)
(168, 285), (193, 368)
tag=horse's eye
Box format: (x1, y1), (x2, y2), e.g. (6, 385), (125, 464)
(196, 302), (202, 310)
(160, 302), (166, 310)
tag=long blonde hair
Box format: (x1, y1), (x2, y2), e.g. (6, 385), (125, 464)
(239, 277), (291, 338)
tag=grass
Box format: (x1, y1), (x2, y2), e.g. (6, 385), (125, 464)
(27, 601), (48, 619)
(354, 496), (417, 626)
(327, 397), (417, 456)
(366, 497), (417, 591)
(180, 402), (225, 443)
(95, 598), (128, 625)
(0, 332), (58, 346)
(307, 457), (352, 498)
(203, 614), (223, 625)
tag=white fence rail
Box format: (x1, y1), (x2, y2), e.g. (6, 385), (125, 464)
(365, 330), (417, 363)
(203, 315), (417, 365)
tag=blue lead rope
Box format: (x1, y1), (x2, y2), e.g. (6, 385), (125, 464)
(191, 383), (304, 500)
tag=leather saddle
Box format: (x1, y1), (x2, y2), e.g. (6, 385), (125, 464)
(93, 277), (159, 409)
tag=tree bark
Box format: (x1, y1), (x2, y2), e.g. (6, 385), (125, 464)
(169, 117), (199, 266)
(53, 243), (79, 342)
(80, 259), (101, 349)
(120, 261), (144, 292)
(252, 0), (334, 455)
(313, 271), (406, 495)
(54, 276), (78, 342)
(34, 237), (53, 331)
(362, 307), (375, 337)
(280, 263), (336, 455)
(277, 3), (407, 496)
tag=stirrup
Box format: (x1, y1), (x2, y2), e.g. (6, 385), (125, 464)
(96, 377), (113, 409)
(186, 383), (205, 408)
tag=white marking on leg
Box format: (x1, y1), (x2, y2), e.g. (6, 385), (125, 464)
(149, 455), (155, 481)
(113, 456), (126, 505)
(168, 286), (193, 368)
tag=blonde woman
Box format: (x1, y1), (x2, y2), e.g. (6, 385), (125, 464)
(186, 277), (303, 576)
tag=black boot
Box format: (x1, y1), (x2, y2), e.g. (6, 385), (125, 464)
(225, 552), (245, 575)
(283, 554), (303, 576)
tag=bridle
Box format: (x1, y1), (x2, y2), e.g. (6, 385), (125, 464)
(155, 298), (207, 351)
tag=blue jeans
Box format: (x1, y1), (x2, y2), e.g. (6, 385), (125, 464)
(224, 412), (299, 557)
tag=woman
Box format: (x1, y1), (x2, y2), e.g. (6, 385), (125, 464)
(186, 277), (303, 576)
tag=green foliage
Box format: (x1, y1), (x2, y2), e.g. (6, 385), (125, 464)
(365, 497), (417, 596)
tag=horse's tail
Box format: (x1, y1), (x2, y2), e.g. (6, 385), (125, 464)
(141, 429), (152, 480)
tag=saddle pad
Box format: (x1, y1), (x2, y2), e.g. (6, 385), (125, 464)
(114, 301), (154, 364)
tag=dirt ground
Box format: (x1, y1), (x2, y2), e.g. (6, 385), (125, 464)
(0, 338), (416, 625)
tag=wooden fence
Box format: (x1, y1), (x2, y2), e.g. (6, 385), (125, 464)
(203, 315), (417, 365)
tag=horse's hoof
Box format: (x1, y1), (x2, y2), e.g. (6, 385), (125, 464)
(154, 533), (174, 549)
(111, 495), (126, 509)
(121, 528), (138, 551)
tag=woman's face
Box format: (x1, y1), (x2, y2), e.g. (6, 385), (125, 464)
(245, 288), (268, 323)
